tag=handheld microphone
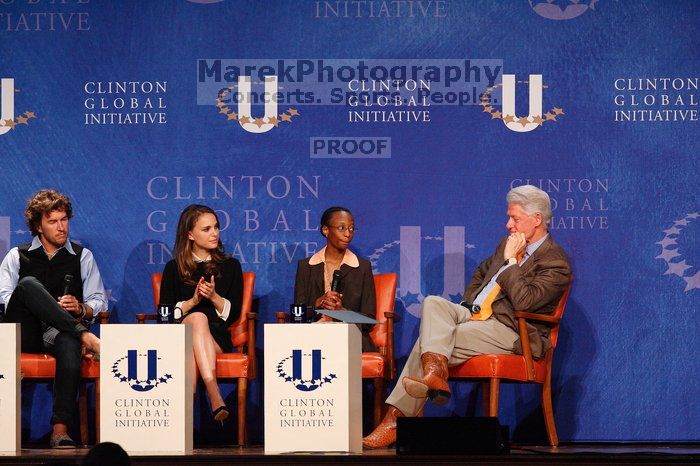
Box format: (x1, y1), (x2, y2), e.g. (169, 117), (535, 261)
(330, 270), (342, 292)
(62, 274), (73, 297)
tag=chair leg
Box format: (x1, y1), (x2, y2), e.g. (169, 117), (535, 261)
(79, 383), (88, 446)
(237, 378), (247, 446)
(542, 379), (559, 447)
(373, 378), (386, 428)
(96, 379), (101, 444)
(488, 378), (500, 417)
(481, 382), (491, 416)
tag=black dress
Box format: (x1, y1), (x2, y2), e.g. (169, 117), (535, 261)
(160, 257), (243, 353)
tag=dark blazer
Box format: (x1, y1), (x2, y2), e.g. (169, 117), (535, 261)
(294, 254), (378, 352)
(462, 235), (571, 359)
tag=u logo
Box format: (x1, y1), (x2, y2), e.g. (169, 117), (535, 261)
(237, 75), (278, 134)
(128, 350), (157, 391)
(277, 349), (336, 391)
(398, 226), (467, 317)
(501, 74), (543, 133)
(0, 78), (15, 136)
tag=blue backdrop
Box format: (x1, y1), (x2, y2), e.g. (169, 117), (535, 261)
(1, 0), (698, 444)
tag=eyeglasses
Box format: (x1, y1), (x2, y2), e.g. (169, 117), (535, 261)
(327, 225), (356, 233)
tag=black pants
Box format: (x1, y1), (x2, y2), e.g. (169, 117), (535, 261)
(5, 276), (87, 425)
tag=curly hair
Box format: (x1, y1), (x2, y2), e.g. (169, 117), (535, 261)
(25, 190), (73, 236)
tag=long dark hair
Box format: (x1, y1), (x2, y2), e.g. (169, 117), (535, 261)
(174, 205), (226, 285)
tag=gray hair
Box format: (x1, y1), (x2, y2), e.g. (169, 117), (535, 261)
(506, 185), (552, 226)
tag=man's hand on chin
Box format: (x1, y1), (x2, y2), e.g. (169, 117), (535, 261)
(503, 232), (527, 261)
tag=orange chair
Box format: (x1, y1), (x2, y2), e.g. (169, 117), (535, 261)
(448, 280), (573, 447)
(136, 272), (256, 446)
(277, 272), (398, 427)
(20, 311), (110, 446)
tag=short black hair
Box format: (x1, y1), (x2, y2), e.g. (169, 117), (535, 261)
(320, 206), (352, 237)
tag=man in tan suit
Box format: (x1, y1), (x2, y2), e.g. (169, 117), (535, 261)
(363, 185), (571, 448)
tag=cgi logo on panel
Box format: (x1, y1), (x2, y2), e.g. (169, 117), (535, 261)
(111, 350), (173, 392)
(276, 349), (337, 392)
(481, 74), (565, 133)
(0, 78), (37, 136)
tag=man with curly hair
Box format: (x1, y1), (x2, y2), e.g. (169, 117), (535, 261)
(0, 189), (106, 449)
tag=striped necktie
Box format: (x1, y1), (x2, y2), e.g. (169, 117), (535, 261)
(471, 248), (527, 321)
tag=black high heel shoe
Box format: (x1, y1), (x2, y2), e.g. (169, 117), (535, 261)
(212, 405), (229, 426)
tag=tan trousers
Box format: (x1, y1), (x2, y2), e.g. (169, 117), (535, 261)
(386, 295), (519, 417)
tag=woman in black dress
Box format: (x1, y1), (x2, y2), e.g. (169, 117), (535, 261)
(160, 205), (243, 423)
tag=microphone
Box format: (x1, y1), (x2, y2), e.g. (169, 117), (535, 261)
(330, 270), (342, 292)
(62, 274), (73, 297)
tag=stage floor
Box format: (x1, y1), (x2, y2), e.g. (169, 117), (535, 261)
(1, 444), (699, 466)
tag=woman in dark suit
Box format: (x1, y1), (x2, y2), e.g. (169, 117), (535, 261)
(294, 206), (377, 352)
(160, 205), (243, 424)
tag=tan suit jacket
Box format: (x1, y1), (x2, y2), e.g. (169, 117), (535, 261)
(462, 234), (571, 359)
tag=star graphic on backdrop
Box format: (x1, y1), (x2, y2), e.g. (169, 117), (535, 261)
(14, 229), (26, 234)
(663, 226), (682, 235)
(545, 112), (556, 121)
(491, 111), (502, 119)
(3, 119), (15, 129)
(268, 115), (279, 127)
(674, 219), (689, 226)
(120, 376), (127, 382)
(656, 248), (681, 261)
(502, 114), (514, 123)
(253, 118), (265, 128)
(239, 116), (251, 124)
(0, 375), (5, 379)
(517, 116), (530, 127)
(280, 113), (292, 122)
(683, 271), (700, 292)
(664, 260), (692, 277)
(553, 107), (565, 115)
(532, 115), (544, 125)
(216, 100), (225, 108)
(687, 212), (699, 219)
(227, 112), (238, 120)
(285, 376), (293, 382)
(656, 237), (678, 248)
(482, 106), (493, 113)
(288, 108), (299, 116)
(401, 292), (421, 307)
(24, 111), (36, 119)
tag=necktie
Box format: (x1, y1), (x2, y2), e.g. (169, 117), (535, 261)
(471, 248), (527, 321)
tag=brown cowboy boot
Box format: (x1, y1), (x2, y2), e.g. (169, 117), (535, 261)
(402, 352), (451, 405)
(362, 406), (404, 449)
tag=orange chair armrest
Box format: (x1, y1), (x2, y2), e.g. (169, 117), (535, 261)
(384, 311), (399, 322)
(275, 312), (289, 323)
(514, 311), (560, 324)
(246, 312), (257, 379)
(135, 313), (158, 324)
(517, 316), (536, 381)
